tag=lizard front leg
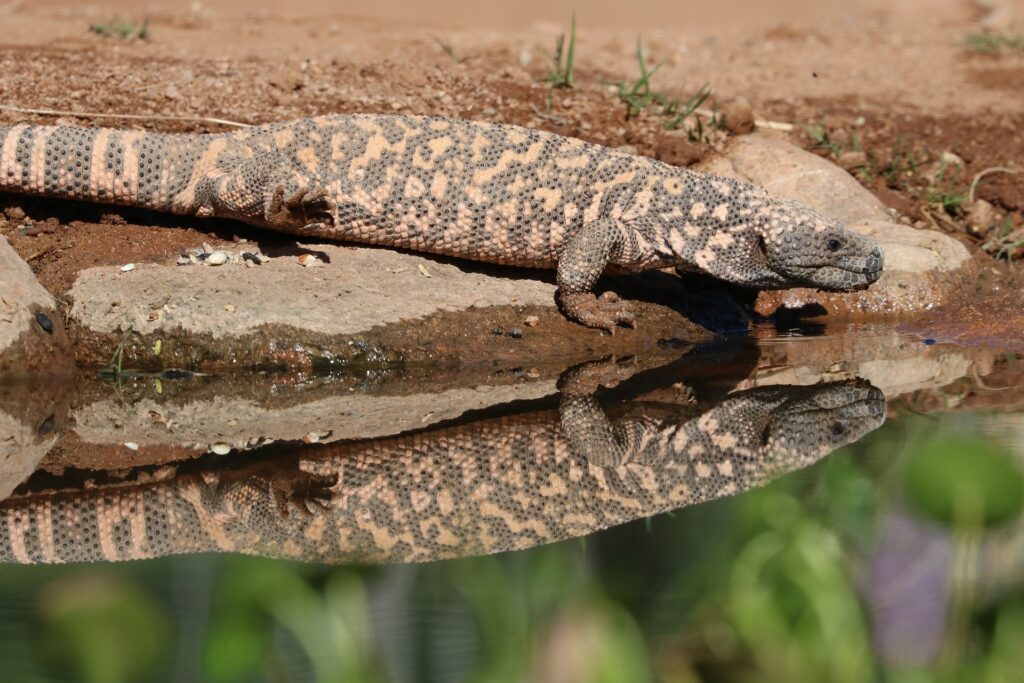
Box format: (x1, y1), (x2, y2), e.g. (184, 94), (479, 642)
(556, 218), (644, 332)
(557, 357), (651, 467)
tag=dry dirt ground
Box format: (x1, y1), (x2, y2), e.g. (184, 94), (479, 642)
(0, 0), (1021, 332)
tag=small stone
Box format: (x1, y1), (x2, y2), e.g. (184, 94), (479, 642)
(210, 443), (231, 455)
(836, 151), (868, 171)
(297, 254), (321, 267)
(34, 312), (54, 334)
(940, 151), (964, 167)
(224, 304), (236, 313)
(120, 263), (136, 272)
(655, 132), (707, 166)
(720, 97), (755, 134)
(206, 251), (228, 265)
(966, 199), (998, 236)
(302, 432), (320, 443)
(523, 315), (540, 327)
(508, 327), (523, 338)
(617, 144), (638, 155)
(124, 442), (139, 451)
(176, 254), (191, 265)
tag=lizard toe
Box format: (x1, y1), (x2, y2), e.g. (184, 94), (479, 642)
(559, 291), (637, 333)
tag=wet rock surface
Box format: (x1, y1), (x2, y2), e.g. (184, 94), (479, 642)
(7, 322), (1011, 481)
(0, 236), (73, 376)
(699, 133), (975, 317)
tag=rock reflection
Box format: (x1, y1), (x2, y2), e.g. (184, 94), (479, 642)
(0, 363), (885, 565)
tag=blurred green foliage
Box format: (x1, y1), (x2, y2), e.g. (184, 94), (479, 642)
(0, 412), (1022, 682)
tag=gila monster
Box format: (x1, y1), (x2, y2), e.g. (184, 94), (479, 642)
(0, 115), (884, 330)
(0, 375), (884, 564)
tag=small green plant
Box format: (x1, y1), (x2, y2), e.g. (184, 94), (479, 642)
(613, 38), (664, 119)
(609, 38), (715, 140)
(90, 18), (150, 40)
(805, 124), (845, 158)
(965, 31), (1024, 54)
(924, 162), (967, 215)
(662, 83), (713, 134)
(982, 217), (1024, 260)
(432, 36), (462, 64)
(543, 16), (577, 89)
(877, 143), (920, 187)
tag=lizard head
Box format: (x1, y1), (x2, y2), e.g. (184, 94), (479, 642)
(758, 378), (887, 467)
(693, 378), (886, 469)
(751, 199), (884, 291)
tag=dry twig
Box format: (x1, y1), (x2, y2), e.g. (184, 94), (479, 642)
(0, 105), (251, 129)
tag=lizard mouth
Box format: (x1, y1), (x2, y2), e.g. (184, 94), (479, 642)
(787, 246), (885, 291)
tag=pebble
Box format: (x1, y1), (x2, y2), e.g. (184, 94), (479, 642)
(837, 151), (868, 171)
(523, 315), (540, 327)
(206, 251), (228, 265)
(120, 263), (136, 272)
(297, 254), (321, 267)
(720, 97), (755, 134)
(202, 242), (215, 254)
(210, 443), (231, 455)
(940, 151), (964, 166)
(34, 312), (54, 334)
(967, 199), (999, 236)
(124, 442), (139, 451)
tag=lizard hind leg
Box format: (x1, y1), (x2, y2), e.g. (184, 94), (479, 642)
(196, 153), (337, 233)
(265, 181), (338, 234)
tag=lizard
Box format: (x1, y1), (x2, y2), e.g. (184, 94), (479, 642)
(0, 368), (885, 565)
(0, 115), (884, 331)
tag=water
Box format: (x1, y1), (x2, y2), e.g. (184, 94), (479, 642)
(0, 327), (1020, 682)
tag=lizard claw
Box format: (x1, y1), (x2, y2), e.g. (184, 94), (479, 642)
(559, 291), (636, 333)
(266, 183), (337, 231)
(558, 355), (640, 395)
(272, 470), (338, 518)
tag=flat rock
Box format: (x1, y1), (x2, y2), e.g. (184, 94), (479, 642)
(740, 328), (990, 399)
(68, 244), (710, 369)
(698, 133), (974, 317)
(72, 244), (557, 338)
(71, 378), (558, 456)
(0, 236), (73, 376)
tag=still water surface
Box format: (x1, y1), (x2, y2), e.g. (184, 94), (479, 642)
(0, 327), (1020, 682)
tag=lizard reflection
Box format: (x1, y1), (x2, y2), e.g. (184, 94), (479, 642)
(0, 362), (885, 565)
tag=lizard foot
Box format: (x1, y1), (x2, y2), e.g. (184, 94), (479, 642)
(558, 291), (637, 333)
(271, 469), (338, 518)
(558, 355), (639, 396)
(266, 183), (337, 232)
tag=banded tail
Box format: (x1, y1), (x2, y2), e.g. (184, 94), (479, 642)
(0, 123), (219, 216)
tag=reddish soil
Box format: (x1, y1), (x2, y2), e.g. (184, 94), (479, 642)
(0, 0), (1020, 336)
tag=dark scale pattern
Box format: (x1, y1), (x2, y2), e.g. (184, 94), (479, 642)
(0, 379), (885, 565)
(0, 114), (884, 330)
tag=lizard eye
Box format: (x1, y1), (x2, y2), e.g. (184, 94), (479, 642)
(826, 238), (842, 252)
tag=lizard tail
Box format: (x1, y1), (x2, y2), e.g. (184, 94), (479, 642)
(0, 122), (205, 215)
